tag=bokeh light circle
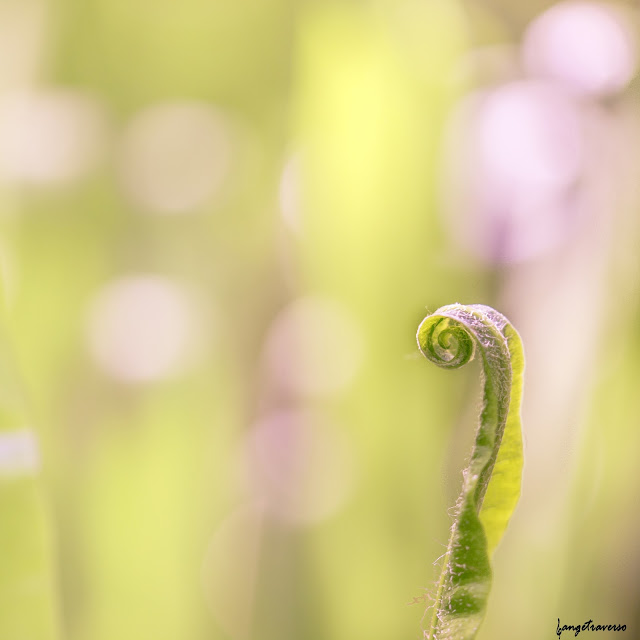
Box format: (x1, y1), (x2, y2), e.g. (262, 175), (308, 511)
(119, 102), (232, 215)
(86, 275), (202, 383)
(523, 1), (638, 96)
(0, 89), (107, 185)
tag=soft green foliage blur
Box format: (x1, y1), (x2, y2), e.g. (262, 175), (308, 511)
(0, 1), (639, 640)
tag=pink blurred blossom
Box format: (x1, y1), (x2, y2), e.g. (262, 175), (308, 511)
(523, 2), (638, 96)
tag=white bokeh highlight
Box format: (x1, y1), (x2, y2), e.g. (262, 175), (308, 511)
(0, 430), (39, 475)
(119, 102), (232, 215)
(86, 275), (201, 383)
(0, 90), (107, 185)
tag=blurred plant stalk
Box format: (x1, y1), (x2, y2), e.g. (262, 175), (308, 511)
(0, 293), (60, 640)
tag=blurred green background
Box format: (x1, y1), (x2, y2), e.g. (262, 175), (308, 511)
(0, 0), (639, 639)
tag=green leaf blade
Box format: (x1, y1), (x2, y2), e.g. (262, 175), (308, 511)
(478, 318), (525, 556)
(416, 303), (525, 640)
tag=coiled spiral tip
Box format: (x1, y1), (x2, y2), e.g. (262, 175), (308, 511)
(416, 310), (476, 370)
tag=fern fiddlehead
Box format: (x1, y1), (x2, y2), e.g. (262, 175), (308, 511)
(417, 303), (524, 640)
